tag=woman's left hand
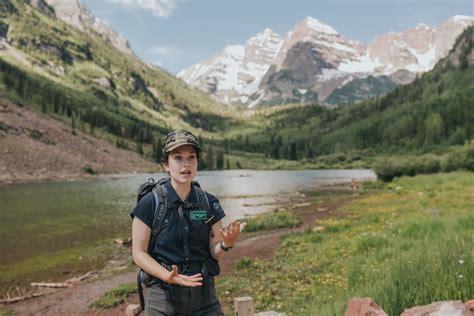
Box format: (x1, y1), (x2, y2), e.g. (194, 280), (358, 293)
(220, 221), (241, 247)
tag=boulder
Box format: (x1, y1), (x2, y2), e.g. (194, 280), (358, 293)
(401, 300), (474, 316)
(125, 303), (141, 316)
(467, 300), (474, 311)
(93, 77), (112, 89)
(312, 226), (326, 233)
(345, 298), (387, 316)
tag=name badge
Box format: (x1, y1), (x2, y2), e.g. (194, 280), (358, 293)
(190, 210), (207, 220)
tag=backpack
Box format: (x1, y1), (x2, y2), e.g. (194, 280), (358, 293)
(135, 177), (214, 310)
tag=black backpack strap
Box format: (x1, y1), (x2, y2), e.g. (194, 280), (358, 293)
(138, 183), (169, 311)
(137, 271), (145, 310)
(194, 185), (214, 237)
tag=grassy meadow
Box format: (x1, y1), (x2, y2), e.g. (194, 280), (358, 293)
(217, 171), (474, 315)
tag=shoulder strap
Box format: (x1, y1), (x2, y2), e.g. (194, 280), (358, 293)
(147, 184), (168, 254)
(194, 185), (212, 220)
(194, 185), (214, 237)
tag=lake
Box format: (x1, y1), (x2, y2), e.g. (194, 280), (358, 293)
(0, 169), (375, 293)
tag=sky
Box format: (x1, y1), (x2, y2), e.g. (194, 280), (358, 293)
(81, 0), (473, 75)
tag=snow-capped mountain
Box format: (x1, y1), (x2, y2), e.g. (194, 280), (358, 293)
(179, 15), (474, 107)
(177, 28), (283, 106)
(368, 15), (474, 74)
(45, 0), (134, 56)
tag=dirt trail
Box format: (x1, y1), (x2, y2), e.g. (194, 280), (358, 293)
(5, 190), (354, 316)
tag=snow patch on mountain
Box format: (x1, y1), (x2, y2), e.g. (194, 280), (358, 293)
(338, 55), (383, 73)
(405, 46), (436, 72)
(304, 16), (338, 35)
(180, 15), (474, 107)
(179, 28), (283, 104)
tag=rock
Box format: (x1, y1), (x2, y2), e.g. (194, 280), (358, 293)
(125, 304), (141, 316)
(317, 207), (328, 212)
(295, 202), (311, 208)
(467, 300), (474, 311)
(312, 226), (326, 233)
(114, 237), (132, 246)
(345, 298), (387, 316)
(93, 77), (112, 89)
(401, 300), (473, 316)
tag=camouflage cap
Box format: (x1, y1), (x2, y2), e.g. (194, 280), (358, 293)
(163, 129), (202, 154)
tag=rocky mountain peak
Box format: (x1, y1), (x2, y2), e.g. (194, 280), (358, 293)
(302, 16), (339, 35)
(180, 15), (473, 108)
(451, 15), (474, 25)
(45, 0), (134, 56)
(46, 0), (93, 31)
(244, 28), (282, 65)
(273, 16), (364, 72)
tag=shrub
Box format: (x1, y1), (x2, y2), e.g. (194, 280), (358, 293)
(441, 150), (467, 172)
(90, 283), (136, 309)
(243, 210), (300, 232)
(373, 157), (402, 182)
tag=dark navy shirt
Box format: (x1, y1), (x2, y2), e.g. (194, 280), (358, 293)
(130, 179), (225, 265)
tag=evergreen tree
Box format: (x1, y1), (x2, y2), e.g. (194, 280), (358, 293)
(216, 150), (224, 169)
(290, 142), (297, 160)
(136, 141), (144, 155)
(154, 138), (163, 163)
(206, 146), (214, 170)
(424, 113), (444, 146)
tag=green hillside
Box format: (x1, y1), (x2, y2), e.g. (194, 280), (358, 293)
(325, 75), (397, 106)
(221, 27), (474, 171)
(0, 0), (237, 159)
(1, 0), (473, 176)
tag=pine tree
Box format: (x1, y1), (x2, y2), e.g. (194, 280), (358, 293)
(137, 141), (144, 155)
(155, 138), (163, 163)
(216, 150), (224, 169)
(206, 146), (214, 170)
(290, 142), (297, 160)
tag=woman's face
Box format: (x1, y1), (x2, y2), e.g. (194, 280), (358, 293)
(163, 145), (198, 186)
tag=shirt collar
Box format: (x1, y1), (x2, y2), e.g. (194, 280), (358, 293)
(163, 178), (198, 205)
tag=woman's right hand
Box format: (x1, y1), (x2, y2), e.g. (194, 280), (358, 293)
(165, 265), (203, 287)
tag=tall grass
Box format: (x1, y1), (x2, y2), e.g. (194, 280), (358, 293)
(217, 172), (474, 315)
(373, 145), (474, 181)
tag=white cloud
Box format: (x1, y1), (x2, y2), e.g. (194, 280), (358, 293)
(107, 0), (176, 18)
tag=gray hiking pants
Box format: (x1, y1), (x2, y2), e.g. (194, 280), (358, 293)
(145, 280), (223, 316)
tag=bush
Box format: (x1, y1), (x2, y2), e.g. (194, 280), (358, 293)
(243, 210), (300, 232)
(82, 165), (96, 174)
(441, 150), (467, 172)
(373, 157), (402, 182)
(465, 144), (474, 171)
(90, 283), (136, 309)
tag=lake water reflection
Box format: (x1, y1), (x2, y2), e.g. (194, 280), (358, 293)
(0, 169), (375, 273)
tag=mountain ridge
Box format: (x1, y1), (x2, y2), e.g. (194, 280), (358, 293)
(179, 15), (474, 107)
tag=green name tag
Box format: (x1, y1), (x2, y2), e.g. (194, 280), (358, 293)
(190, 210), (207, 220)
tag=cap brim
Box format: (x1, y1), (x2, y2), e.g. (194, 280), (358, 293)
(165, 141), (201, 153)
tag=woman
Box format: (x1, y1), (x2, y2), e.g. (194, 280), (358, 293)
(131, 130), (241, 315)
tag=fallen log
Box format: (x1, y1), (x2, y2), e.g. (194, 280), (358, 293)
(0, 290), (56, 304)
(30, 282), (71, 288)
(65, 270), (97, 283)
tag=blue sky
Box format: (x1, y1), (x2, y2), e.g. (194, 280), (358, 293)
(81, 0), (473, 75)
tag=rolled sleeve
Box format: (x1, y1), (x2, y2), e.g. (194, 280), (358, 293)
(206, 193), (225, 225)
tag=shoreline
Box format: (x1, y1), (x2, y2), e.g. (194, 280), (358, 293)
(2, 183), (358, 315)
(0, 167), (376, 187)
